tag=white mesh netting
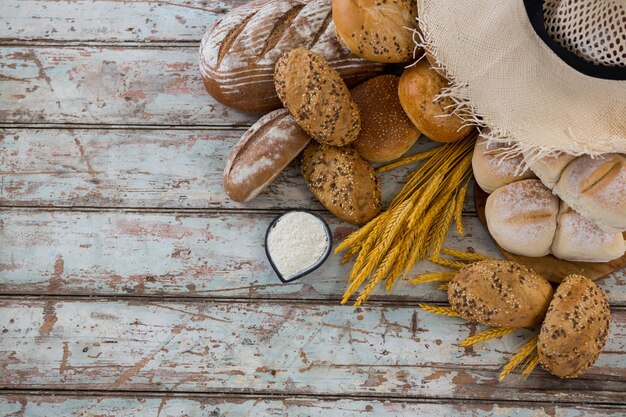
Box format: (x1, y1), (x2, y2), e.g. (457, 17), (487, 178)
(543, 0), (626, 67)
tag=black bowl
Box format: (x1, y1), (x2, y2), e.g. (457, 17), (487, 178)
(264, 210), (333, 283)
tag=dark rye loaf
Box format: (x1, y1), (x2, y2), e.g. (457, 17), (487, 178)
(199, 0), (384, 113)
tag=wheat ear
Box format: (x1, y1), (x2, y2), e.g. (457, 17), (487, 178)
(499, 334), (539, 381)
(460, 327), (517, 347)
(419, 304), (460, 317)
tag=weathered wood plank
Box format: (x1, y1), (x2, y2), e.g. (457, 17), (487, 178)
(0, 209), (623, 303)
(1, 1), (247, 43)
(1, 394), (624, 417)
(0, 47), (257, 126)
(0, 299), (624, 402)
(0, 129), (470, 211)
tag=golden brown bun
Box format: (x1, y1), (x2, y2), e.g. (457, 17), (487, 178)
(538, 274), (610, 378)
(351, 75), (420, 163)
(199, 0), (384, 113)
(472, 137), (537, 194)
(223, 109), (311, 202)
(448, 260), (554, 328)
(332, 0), (418, 63)
(485, 179), (559, 257)
(398, 59), (472, 142)
(302, 142), (381, 225)
(554, 154), (626, 231)
(275, 48), (361, 146)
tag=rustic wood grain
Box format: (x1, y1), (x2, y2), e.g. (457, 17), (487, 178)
(0, 299), (625, 403)
(1, 0), (247, 43)
(0, 47), (258, 126)
(1, 394), (625, 417)
(0, 129), (474, 211)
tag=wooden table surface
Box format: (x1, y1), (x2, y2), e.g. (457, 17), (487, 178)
(0, 1), (625, 416)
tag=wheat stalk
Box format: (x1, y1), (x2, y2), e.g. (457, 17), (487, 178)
(521, 350), (541, 378)
(377, 147), (440, 173)
(499, 334), (539, 381)
(419, 304), (460, 317)
(430, 257), (468, 270)
(460, 327), (517, 347)
(442, 248), (492, 262)
(454, 182), (468, 236)
(410, 271), (456, 285)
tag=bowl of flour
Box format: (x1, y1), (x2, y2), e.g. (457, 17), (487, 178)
(264, 211), (332, 283)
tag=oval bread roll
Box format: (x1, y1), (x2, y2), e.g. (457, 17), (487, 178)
(551, 203), (625, 262)
(554, 154), (626, 231)
(398, 60), (472, 143)
(275, 48), (361, 146)
(472, 137), (536, 194)
(302, 142), (381, 225)
(351, 75), (420, 163)
(485, 179), (559, 257)
(332, 0), (418, 63)
(224, 109), (311, 202)
(448, 260), (554, 328)
(524, 151), (576, 190)
(538, 275), (610, 378)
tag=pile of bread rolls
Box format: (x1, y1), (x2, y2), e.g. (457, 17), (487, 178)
(204, 0), (469, 225)
(473, 137), (626, 262)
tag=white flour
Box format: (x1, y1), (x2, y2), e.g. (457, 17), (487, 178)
(266, 211), (329, 280)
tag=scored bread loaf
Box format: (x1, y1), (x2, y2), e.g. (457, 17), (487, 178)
(275, 48), (361, 146)
(351, 75), (420, 163)
(332, 0), (419, 63)
(302, 142), (381, 225)
(223, 109), (311, 202)
(199, 0), (384, 113)
(554, 154), (626, 231)
(472, 137), (536, 193)
(524, 151), (576, 189)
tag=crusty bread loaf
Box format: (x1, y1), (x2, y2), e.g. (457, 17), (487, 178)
(554, 154), (626, 231)
(551, 203), (625, 262)
(538, 275), (610, 378)
(275, 48), (361, 146)
(199, 0), (384, 113)
(485, 179), (559, 257)
(332, 0), (418, 63)
(351, 75), (420, 163)
(472, 137), (536, 193)
(524, 151), (576, 189)
(398, 59), (472, 143)
(224, 109), (311, 202)
(302, 142), (381, 225)
(448, 260), (553, 328)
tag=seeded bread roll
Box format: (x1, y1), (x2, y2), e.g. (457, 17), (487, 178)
(448, 260), (554, 328)
(524, 151), (576, 189)
(398, 60), (472, 143)
(538, 275), (610, 378)
(551, 203), (625, 262)
(199, 0), (384, 113)
(485, 179), (559, 257)
(332, 0), (419, 63)
(472, 137), (537, 193)
(224, 109), (311, 202)
(351, 75), (420, 163)
(554, 154), (626, 231)
(275, 48), (361, 146)
(302, 142), (381, 225)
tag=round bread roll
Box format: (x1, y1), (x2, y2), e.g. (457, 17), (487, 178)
(524, 151), (576, 190)
(551, 203), (625, 262)
(302, 142), (381, 225)
(485, 179), (559, 257)
(554, 154), (626, 231)
(398, 59), (472, 143)
(538, 274), (610, 378)
(448, 260), (554, 328)
(224, 109), (311, 202)
(472, 137), (537, 194)
(351, 75), (420, 163)
(332, 0), (418, 63)
(274, 48), (360, 146)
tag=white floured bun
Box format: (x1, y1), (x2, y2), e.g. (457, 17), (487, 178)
(525, 151), (576, 189)
(554, 154), (626, 231)
(472, 138), (536, 193)
(552, 203), (625, 262)
(486, 179), (559, 257)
